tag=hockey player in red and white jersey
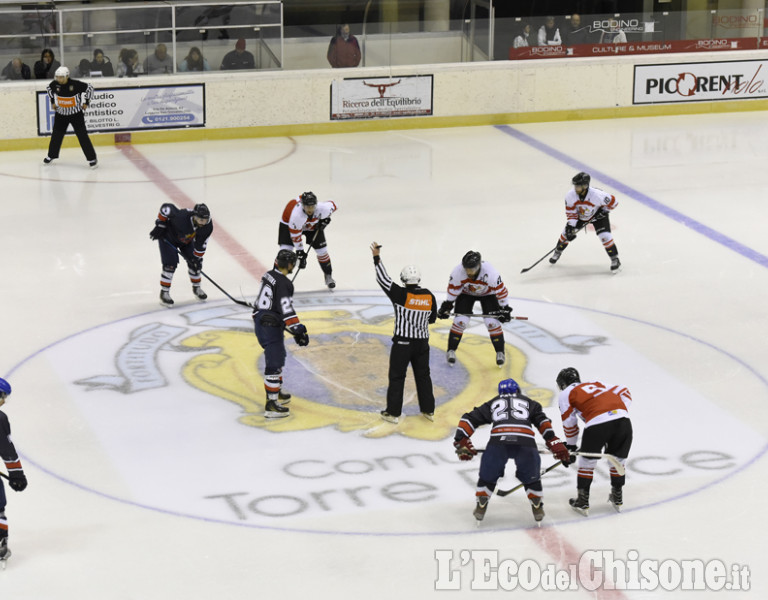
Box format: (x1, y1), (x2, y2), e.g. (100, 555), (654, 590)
(437, 251), (513, 367)
(549, 172), (620, 271)
(556, 367), (633, 516)
(278, 192), (338, 289)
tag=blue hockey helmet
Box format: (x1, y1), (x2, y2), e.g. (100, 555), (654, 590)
(0, 377), (11, 400)
(498, 378), (520, 396)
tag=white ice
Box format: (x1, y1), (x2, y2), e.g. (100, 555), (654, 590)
(0, 111), (766, 598)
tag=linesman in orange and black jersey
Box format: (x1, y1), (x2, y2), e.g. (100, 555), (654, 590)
(371, 242), (437, 424)
(149, 203), (213, 307)
(43, 66), (98, 168)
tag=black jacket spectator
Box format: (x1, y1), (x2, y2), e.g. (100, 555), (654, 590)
(34, 48), (60, 80)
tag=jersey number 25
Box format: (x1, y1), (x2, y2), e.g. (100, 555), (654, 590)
(491, 397), (530, 421)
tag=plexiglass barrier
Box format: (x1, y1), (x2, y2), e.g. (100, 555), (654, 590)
(0, 2), (766, 81)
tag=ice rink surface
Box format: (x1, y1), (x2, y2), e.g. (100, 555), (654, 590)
(1, 111), (767, 598)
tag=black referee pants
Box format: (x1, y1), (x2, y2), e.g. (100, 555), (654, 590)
(386, 337), (435, 417)
(47, 111), (97, 161)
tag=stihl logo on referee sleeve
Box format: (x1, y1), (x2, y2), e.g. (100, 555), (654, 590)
(405, 294), (432, 310)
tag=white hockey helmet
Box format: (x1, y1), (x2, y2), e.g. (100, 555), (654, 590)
(400, 265), (421, 286)
(55, 66), (70, 78)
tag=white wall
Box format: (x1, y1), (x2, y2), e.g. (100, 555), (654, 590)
(1, 49), (766, 142)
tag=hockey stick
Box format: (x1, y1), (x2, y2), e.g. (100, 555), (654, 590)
(290, 223), (326, 283)
(496, 462), (562, 497)
(0, 471), (8, 481)
(520, 213), (600, 274)
(161, 239), (253, 308)
(450, 313), (528, 320)
(573, 451), (626, 476)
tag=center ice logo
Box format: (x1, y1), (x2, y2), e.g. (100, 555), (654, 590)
(16, 291), (763, 534)
(75, 294), (554, 440)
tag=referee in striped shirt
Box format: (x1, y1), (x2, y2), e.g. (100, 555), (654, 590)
(43, 66), (98, 168)
(372, 242), (437, 424)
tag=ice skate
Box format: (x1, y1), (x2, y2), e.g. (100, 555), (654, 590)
(446, 349), (456, 366)
(265, 399), (289, 419)
(530, 500), (545, 525)
(610, 257), (621, 272)
(549, 250), (561, 264)
(43, 156), (55, 165)
(422, 412), (434, 422)
(192, 285), (208, 301)
(89, 159), (98, 169)
(496, 352), (505, 367)
(0, 538), (10, 567)
(380, 410), (399, 424)
(159, 290), (174, 307)
(473, 496), (489, 521)
(569, 490), (590, 517)
(277, 390), (291, 405)
(608, 487), (623, 512)
(324, 273), (336, 289)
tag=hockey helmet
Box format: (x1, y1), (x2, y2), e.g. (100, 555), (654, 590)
(572, 172), (591, 188)
(276, 249), (297, 270)
(498, 378), (520, 396)
(300, 192), (317, 206)
(399, 265), (421, 286)
(0, 377), (11, 400)
(556, 367), (581, 391)
(462, 251), (482, 272)
(193, 203), (210, 221)
(55, 66), (70, 79)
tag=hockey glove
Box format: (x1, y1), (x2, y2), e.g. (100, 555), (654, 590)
(291, 324), (309, 347)
(597, 207), (611, 219)
(319, 217), (331, 227)
(546, 437), (571, 466)
(149, 225), (166, 240)
(437, 301), (454, 320)
(188, 256), (203, 272)
(9, 471), (27, 492)
(453, 437), (477, 461)
(564, 225), (577, 242)
(498, 306), (513, 323)
(564, 444), (578, 465)
(296, 249), (308, 270)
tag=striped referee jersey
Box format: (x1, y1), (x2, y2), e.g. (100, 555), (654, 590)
(374, 257), (436, 338)
(46, 78), (94, 116)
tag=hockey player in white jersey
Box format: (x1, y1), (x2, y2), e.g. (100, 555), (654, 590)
(437, 251), (513, 366)
(278, 192), (338, 288)
(549, 172), (620, 271)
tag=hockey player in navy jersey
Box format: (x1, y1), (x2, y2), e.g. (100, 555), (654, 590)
(0, 378), (28, 564)
(453, 378), (570, 524)
(149, 203), (213, 306)
(253, 249), (309, 418)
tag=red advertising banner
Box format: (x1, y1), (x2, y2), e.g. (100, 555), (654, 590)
(509, 38), (760, 60)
